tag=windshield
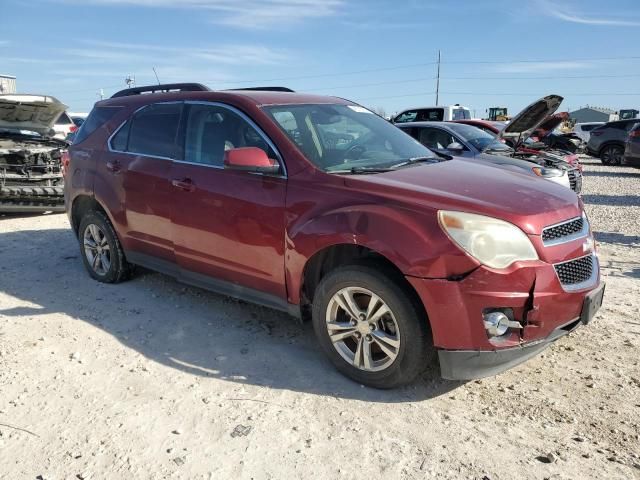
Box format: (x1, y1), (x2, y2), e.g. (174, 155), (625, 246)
(452, 107), (471, 120)
(264, 104), (436, 172)
(447, 123), (512, 152)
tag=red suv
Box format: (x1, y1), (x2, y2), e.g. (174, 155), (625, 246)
(65, 84), (604, 388)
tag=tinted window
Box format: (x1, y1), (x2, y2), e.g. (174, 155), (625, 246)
(265, 104), (435, 172)
(452, 108), (470, 120)
(415, 109), (444, 122)
(447, 123), (512, 152)
(55, 112), (72, 125)
(128, 103), (182, 158)
(110, 121), (130, 151)
(415, 127), (457, 150)
(394, 110), (418, 123)
(184, 104), (277, 167)
(74, 107), (121, 144)
(581, 124), (596, 132)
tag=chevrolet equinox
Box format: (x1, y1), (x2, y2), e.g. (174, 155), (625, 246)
(65, 84), (604, 388)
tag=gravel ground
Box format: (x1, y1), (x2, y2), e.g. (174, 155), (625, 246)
(0, 155), (639, 479)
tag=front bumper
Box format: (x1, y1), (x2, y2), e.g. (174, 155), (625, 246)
(407, 251), (603, 379)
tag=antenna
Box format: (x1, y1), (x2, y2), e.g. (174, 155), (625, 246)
(152, 67), (161, 85)
(125, 74), (136, 89)
(435, 49), (441, 105)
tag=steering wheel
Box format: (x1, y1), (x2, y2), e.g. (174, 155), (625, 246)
(345, 144), (366, 160)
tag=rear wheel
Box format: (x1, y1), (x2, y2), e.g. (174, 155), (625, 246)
(78, 210), (132, 283)
(312, 265), (434, 389)
(600, 145), (623, 165)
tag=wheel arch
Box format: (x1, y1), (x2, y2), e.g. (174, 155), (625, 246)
(598, 141), (624, 156)
(70, 195), (111, 236)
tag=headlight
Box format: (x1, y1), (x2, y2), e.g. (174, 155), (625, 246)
(438, 211), (539, 269)
(531, 166), (562, 178)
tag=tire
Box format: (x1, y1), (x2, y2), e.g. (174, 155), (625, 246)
(78, 210), (133, 283)
(312, 265), (434, 389)
(600, 145), (624, 165)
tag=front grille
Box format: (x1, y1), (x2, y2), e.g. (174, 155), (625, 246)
(568, 168), (582, 194)
(542, 217), (584, 243)
(554, 255), (594, 287)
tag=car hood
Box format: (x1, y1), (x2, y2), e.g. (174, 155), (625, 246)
(0, 94), (67, 137)
(498, 95), (563, 144)
(535, 112), (569, 138)
(344, 159), (581, 235)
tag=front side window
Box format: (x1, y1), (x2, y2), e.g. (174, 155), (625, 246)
(127, 103), (182, 158)
(264, 103), (435, 172)
(447, 123), (512, 153)
(183, 104), (277, 167)
(415, 127), (457, 150)
(394, 110), (418, 123)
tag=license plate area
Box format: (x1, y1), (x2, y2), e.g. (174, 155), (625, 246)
(580, 283), (605, 325)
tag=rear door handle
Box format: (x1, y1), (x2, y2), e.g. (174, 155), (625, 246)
(105, 160), (121, 173)
(171, 177), (195, 192)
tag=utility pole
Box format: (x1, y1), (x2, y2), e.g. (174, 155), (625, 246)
(435, 50), (441, 105)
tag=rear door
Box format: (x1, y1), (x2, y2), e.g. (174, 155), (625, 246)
(100, 102), (181, 264)
(169, 102), (288, 302)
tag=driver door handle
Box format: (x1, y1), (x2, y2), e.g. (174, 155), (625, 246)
(171, 177), (195, 192)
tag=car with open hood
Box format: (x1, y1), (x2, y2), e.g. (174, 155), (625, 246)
(65, 83), (603, 388)
(0, 94), (68, 212)
(398, 95), (583, 195)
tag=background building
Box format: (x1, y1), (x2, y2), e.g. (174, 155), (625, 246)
(569, 106), (618, 123)
(0, 74), (17, 94)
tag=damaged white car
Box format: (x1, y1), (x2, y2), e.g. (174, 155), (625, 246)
(0, 94), (68, 213)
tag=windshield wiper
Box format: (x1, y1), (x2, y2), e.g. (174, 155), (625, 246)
(390, 156), (439, 169)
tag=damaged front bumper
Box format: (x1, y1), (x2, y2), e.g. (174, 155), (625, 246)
(407, 257), (604, 380)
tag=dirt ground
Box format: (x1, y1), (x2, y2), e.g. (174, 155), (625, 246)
(1, 157), (639, 480)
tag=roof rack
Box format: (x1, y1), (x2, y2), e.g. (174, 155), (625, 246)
(111, 83), (210, 98)
(227, 87), (295, 93)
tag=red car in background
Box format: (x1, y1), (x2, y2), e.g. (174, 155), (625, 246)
(453, 118), (582, 172)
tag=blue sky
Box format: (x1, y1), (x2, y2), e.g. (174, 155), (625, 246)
(1, 0), (639, 116)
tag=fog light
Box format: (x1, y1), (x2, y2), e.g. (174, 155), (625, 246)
(483, 311), (522, 337)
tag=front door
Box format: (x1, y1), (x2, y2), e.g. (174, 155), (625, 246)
(170, 102), (288, 302)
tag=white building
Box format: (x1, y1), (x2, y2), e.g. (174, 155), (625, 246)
(0, 74), (17, 94)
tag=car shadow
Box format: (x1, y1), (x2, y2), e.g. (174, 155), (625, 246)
(582, 195), (640, 207)
(0, 228), (463, 403)
(594, 231), (640, 248)
(582, 170), (640, 178)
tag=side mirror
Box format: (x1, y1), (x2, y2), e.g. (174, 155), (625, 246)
(446, 142), (464, 152)
(223, 147), (280, 174)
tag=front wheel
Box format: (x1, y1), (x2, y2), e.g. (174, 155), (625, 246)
(601, 145), (623, 165)
(312, 265), (434, 389)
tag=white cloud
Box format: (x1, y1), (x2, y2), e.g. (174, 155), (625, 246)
(61, 0), (343, 28)
(78, 40), (289, 65)
(494, 61), (593, 74)
(535, 0), (640, 26)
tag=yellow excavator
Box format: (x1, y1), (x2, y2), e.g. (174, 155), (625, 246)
(486, 107), (511, 122)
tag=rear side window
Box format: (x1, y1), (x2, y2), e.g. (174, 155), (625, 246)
(55, 112), (72, 125)
(74, 106), (121, 144)
(127, 103), (182, 158)
(581, 124), (596, 132)
(452, 108), (470, 120)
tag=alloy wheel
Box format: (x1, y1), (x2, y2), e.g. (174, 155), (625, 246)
(325, 287), (400, 372)
(602, 146), (623, 165)
(83, 223), (111, 276)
